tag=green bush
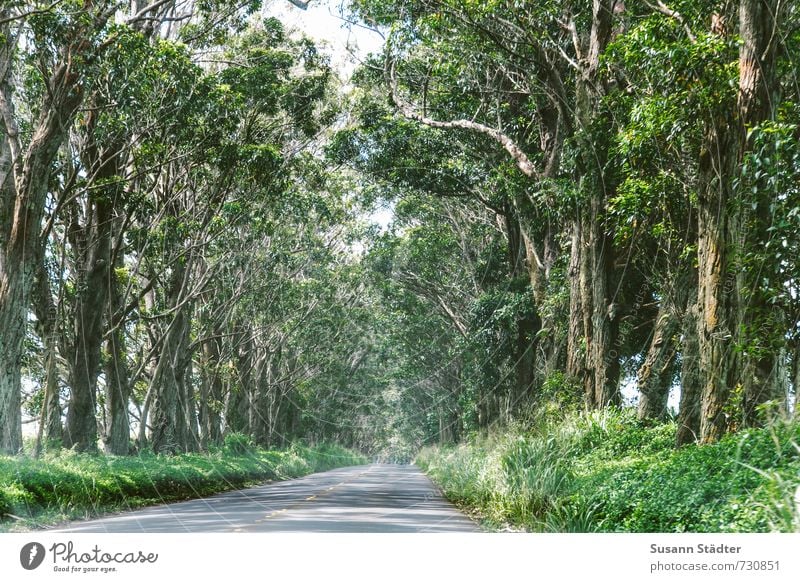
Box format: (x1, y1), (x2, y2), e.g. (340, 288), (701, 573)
(0, 488), (9, 518)
(418, 409), (800, 533)
(0, 442), (367, 531)
(222, 433), (255, 455)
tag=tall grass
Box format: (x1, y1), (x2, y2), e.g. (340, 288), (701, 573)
(417, 409), (800, 532)
(0, 438), (366, 531)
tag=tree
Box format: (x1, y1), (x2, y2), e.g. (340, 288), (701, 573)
(0, 1), (117, 454)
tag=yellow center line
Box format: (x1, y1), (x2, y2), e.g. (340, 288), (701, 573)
(253, 468), (373, 525)
(231, 467), (372, 532)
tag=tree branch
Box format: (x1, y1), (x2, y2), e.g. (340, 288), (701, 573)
(127, 0), (176, 22)
(386, 59), (538, 179)
(644, 0), (697, 43)
(0, 1), (66, 26)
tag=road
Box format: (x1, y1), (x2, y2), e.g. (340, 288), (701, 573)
(50, 464), (480, 533)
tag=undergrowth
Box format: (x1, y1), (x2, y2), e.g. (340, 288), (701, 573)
(0, 438), (366, 531)
(416, 409), (800, 532)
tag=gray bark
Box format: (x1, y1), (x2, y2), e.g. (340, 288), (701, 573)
(677, 301), (703, 446)
(104, 263), (131, 455)
(637, 306), (679, 420)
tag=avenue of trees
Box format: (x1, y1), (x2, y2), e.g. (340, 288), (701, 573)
(1, 0), (798, 459)
(0, 0), (381, 455)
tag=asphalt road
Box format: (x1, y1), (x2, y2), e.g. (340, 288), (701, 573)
(50, 464), (480, 533)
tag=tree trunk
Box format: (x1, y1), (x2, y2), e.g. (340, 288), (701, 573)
(184, 357), (201, 452)
(637, 305), (679, 420)
(32, 242), (63, 454)
(793, 345), (800, 418)
(149, 259), (195, 453)
(697, 0), (780, 442)
(0, 39), (23, 452)
(504, 211), (538, 412)
(589, 199), (619, 407)
(696, 114), (738, 442)
(137, 379), (154, 450)
(0, 6), (110, 454)
(512, 311), (539, 412)
(567, 220), (586, 384)
(741, 349), (782, 425)
(63, 199), (113, 451)
(737, 0), (782, 428)
(0, 259), (24, 454)
(104, 264), (131, 455)
(570, 0), (619, 409)
(249, 350), (272, 446)
(578, 214), (595, 406)
(677, 301), (703, 446)
(149, 305), (190, 453)
(199, 337), (224, 447)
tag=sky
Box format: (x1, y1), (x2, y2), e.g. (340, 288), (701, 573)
(265, 0), (385, 79)
(265, 1), (394, 230)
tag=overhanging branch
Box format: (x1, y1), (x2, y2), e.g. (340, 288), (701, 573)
(386, 60), (538, 179)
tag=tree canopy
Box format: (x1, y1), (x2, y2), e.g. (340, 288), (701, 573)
(0, 0), (798, 462)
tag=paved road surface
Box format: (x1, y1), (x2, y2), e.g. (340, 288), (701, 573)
(50, 464), (479, 533)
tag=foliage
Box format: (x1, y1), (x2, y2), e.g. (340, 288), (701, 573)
(418, 409), (800, 532)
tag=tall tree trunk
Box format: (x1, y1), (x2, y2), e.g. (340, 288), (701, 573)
(199, 336), (224, 448)
(183, 356), (200, 452)
(0, 3), (111, 455)
(696, 120), (738, 442)
(504, 211), (538, 411)
(589, 202), (619, 407)
(0, 258), (24, 455)
(697, 0), (781, 442)
(567, 220), (587, 386)
(250, 349), (274, 446)
(149, 258), (195, 454)
(63, 198), (113, 451)
(737, 0), (782, 428)
(789, 336), (800, 418)
(793, 345), (800, 418)
(578, 214), (595, 406)
(104, 263), (131, 455)
(572, 0), (619, 408)
(677, 301), (703, 446)
(32, 241), (63, 454)
(0, 36), (23, 452)
(637, 305), (679, 420)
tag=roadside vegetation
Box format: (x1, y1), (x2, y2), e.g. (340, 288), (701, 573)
(0, 439), (366, 531)
(417, 409), (800, 533)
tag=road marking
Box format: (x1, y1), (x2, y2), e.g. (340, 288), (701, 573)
(233, 467), (374, 531)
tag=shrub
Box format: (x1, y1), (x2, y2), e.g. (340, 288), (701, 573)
(0, 488), (9, 518)
(0, 442), (367, 531)
(223, 433), (254, 455)
(417, 409), (800, 532)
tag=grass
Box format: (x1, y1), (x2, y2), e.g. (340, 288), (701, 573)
(416, 408), (800, 532)
(0, 437), (366, 531)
